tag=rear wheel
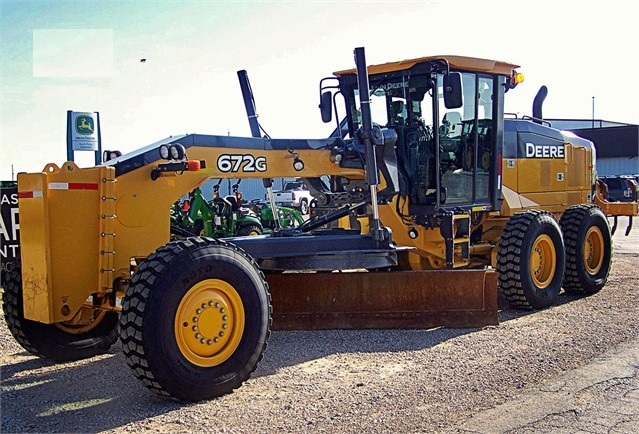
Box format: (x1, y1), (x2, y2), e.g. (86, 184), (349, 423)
(2, 264), (119, 362)
(497, 210), (566, 309)
(119, 237), (271, 401)
(560, 204), (612, 294)
(237, 224), (262, 236)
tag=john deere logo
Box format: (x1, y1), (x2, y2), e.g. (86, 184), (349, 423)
(75, 115), (95, 135)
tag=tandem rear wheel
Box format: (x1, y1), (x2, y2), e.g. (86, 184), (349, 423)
(560, 204), (612, 294)
(1, 263), (119, 362)
(119, 237), (271, 402)
(497, 210), (565, 309)
(497, 207), (612, 310)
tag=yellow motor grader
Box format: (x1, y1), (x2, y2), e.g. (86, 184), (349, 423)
(3, 47), (632, 402)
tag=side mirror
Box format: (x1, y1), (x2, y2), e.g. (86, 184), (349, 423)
(443, 72), (463, 109)
(320, 91), (333, 123)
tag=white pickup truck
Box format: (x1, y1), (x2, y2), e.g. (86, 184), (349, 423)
(270, 179), (315, 215)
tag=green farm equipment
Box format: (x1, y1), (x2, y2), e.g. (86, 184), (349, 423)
(247, 198), (305, 231)
(171, 181), (263, 238)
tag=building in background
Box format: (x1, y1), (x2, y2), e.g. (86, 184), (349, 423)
(549, 119), (638, 177)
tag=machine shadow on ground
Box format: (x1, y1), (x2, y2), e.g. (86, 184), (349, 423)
(0, 345), (186, 433)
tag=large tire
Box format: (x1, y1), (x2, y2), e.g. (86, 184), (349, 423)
(237, 224), (262, 236)
(560, 204), (612, 294)
(119, 237), (271, 402)
(1, 264), (119, 363)
(497, 210), (566, 309)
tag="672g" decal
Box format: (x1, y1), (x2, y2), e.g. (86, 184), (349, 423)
(217, 154), (267, 172)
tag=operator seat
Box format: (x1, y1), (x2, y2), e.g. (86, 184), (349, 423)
(225, 195), (241, 212)
(389, 100), (406, 126)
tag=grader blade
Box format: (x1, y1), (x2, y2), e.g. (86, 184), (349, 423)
(265, 269), (498, 330)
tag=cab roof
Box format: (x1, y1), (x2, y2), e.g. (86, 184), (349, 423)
(333, 55), (520, 77)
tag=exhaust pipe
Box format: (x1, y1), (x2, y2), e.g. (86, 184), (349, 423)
(532, 85), (548, 124)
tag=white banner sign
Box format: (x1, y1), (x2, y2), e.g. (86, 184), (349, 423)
(71, 111), (98, 151)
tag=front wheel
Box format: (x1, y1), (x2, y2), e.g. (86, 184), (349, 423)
(2, 264), (119, 363)
(119, 237), (271, 401)
(497, 210), (566, 309)
(560, 204), (612, 294)
(299, 199), (309, 215)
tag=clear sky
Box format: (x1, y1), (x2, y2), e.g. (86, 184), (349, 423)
(1, 0), (638, 180)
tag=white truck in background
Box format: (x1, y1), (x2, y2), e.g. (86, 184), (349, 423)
(270, 179), (315, 215)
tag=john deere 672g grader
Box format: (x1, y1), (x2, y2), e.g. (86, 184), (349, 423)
(4, 47), (636, 402)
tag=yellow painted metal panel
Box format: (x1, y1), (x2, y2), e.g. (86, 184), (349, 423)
(517, 159), (566, 194)
(17, 171), (53, 323)
(18, 162), (113, 323)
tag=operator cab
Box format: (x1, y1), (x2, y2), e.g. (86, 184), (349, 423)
(321, 56), (519, 220)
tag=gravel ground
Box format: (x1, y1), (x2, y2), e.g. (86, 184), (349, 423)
(1, 218), (637, 433)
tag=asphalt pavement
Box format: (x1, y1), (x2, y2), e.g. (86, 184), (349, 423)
(453, 336), (639, 433)
(452, 216), (638, 434)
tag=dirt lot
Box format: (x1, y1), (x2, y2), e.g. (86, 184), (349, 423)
(1, 217), (637, 433)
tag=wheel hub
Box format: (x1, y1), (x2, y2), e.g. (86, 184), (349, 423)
(175, 279), (245, 367)
(583, 226), (604, 274)
(530, 234), (556, 288)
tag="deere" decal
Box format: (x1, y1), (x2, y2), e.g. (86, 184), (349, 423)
(525, 142), (565, 159)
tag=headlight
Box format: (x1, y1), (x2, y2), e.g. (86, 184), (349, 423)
(170, 144), (186, 160)
(159, 145), (170, 160)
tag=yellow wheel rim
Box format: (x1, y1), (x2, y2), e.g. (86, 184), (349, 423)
(248, 229), (260, 236)
(583, 226), (604, 274)
(530, 234), (557, 288)
(175, 279), (245, 367)
(481, 151), (491, 171)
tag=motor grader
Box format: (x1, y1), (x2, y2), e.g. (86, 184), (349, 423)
(4, 47), (633, 402)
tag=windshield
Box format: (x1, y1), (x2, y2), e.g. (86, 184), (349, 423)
(348, 71), (497, 210)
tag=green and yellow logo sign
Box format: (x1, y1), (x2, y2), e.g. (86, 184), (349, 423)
(75, 115), (95, 135)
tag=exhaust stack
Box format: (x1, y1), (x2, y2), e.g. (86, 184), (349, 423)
(532, 85), (548, 124)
